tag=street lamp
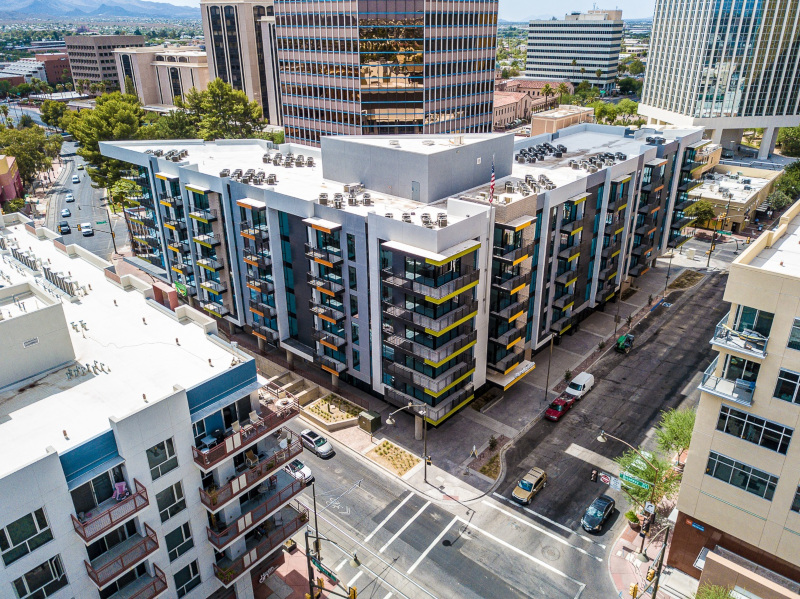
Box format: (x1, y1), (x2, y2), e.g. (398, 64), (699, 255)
(386, 401), (430, 483)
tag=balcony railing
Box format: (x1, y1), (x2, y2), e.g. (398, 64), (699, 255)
(71, 480), (149, 543)
(671, 216), (695, 230)
(193, 232), (221, 247)
(489, 323), (524, 348)
(201, 279), (228, 295)
(240, 221), (269, 242)
(85, 524), (158, 588)
(309, 300), (346, 323)
(244, 252), (271, 268)
(249, 299), (276, 318)
(491, 299), (526, 321)
(558, 244), (581, 260)
(107, 564), (167, 599)
(246, 278), (275, 293)
(189, 208), (218, 223)
(167, 240), (190, 254)
(632, 243), (653, 257)
(202, 301), (230, 318)
(214, 505), (308, 587)
(206, 477), (305, 550)
(163, 218), (186, 230)
(313, 329), (347, 349)
(383, 300), (477, 333)
(159, 195), (182, 207)
(252, 324), (279, 343)
(198, 257), (224, 272)
(630, 263), (649, 277)
(316, 354), (347, 374)
(384, 360), (474, 395)
(381, 265), (479, 301)
(490, 348), (525, 373)
(191, 402), (300, 470)
(307, 272), (345, 295)
(384, 330), (477, 365)
(711, 316), (768, 359)
(492, 270), (532, 292)
(493, 241), (535, 263)
(555, 269), (578, 286)
(199, 437), (303, 511)
(698, 357), (756, 407)
(384, 383), (474, 412)
(601, 242), (621, 258)
(553, 292), (575, 310)
(305, 243), (343, 265)
(561, 219), (582, 233)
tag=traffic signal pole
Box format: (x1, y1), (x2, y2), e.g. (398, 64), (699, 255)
(651, 526), (671, 597)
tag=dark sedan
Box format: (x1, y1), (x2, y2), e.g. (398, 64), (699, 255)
(581, 495), (615, 532)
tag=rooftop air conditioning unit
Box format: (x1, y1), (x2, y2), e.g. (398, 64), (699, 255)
(422, 140), (435, 146)
(402, 213), (412, 222)
(266, 174), (277, 185)
(363, 193), (372, 205)
(319, 193), (329, 205)
(385, 212), (394, 218)
(389, 140), (400, 146)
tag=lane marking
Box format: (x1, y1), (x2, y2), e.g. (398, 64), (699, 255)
(365, 492), (415, 543)
(379, 501), (431, 553)
(382, 593), (393, 599)
(346, 571), (363, 588)
(492, 493), (606, 549)
(334, 559), (348, 572)
(563, 443), (620, 475)
(482, 501), (602, 562)
(407, 516), (459, 574)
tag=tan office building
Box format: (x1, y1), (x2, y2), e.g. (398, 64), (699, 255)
(115, 46), (210, 109)
(65, 34), (145, 87)
(668, 200), (800, 597)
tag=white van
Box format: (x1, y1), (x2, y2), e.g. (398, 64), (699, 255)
(565, 372), (594, 400)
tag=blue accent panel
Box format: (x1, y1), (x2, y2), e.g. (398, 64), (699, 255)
(186, 360), (257, 416)
(59, 430), (120, 485)
(203, 411), (225, 435)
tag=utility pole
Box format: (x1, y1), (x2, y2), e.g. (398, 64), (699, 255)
(106, 207), (118, 254)
(544, 334), (554, 402)
(651, 526), (671, 597)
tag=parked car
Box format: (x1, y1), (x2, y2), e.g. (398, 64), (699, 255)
(64, 193), (74, 203)
(615, 334), (635, 354)
(544, 395), (576, 421)
(58, 221), (71, 234)
(80, 223), (93, 236)
(300, 429), (334, 458)
(565, 372), (594, 400)
(77, 164), (84, 170)
(72, 175), (80, 184)
(284, 458), (314, 484)
(581, 495), (616, 532)
(511, 467), (547, 505)
(60, 208), (71, 217)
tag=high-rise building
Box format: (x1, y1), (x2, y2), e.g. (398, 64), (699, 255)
(115, 46), (210, 108)
(639, 0), (800, 160)
(100, 123), (705, 422)
(525, 10), (623, 92)
(667, 200), (800, 595)
(34, 53), (71, 84)
(0, 211), (305, 599)
(271, 0), (499, 146)
(65, 35), (146, 87)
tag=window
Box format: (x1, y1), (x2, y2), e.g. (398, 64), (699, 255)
(146, 438), (178, 481)
(352, 349), (360, 371)
(156, 482), (186, 523)
(165, 522), (194, 562)
(705, 451), (778, 500)
(174, 560), (201, 597)
(351, 322), (359, 344)
(1, 509), (53, 566)
(350, 296), (358, 317)
(349, 266), (357, 290)
(789, 318), (800, 351)
(12, 555), (67, 599)
(347, 233), (356, 260)
(774, 369), (800, 404)
(793, 488), (800, 513)
(716, 405), (792, 454)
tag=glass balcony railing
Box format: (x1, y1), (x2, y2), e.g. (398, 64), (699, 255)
(711, 316), (768, 359)
(699, 357), (756, 407)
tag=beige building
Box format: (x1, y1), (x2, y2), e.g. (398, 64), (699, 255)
(668, 200), (800, 597)
(493, 91), (532, 130)
(65, 34), (145, 87)
(530, 105), (594, 136)
(115, 46), (210, 109)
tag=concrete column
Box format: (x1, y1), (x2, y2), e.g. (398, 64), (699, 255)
(759, 127), (778, 160)
(228, 320), (236, 336)
(331, 373), (339, 389)
(709, 129), (722, 145)
(415, 414), (423, 441)
(285, 349), (294, 370)
(257, 336), (265, 352)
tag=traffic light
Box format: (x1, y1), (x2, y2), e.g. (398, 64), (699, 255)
(313, 578), (324, 599)
(77, 224), (82, 231)
(646, 568), (656, 582)
(642, 516), (652, 534)
(590, 469), (598, 482)
(349, 587), (358, 599)
(425, 455), (432, 467)
(629, 582), (639, 598)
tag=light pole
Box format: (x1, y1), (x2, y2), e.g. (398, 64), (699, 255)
(386, 402), (429, 483)
(663, 251), (674, 299)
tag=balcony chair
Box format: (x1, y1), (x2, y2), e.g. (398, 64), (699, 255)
(231, 421), (241, 435)
(246, 450), (259, 469)
(112, 481), (130, 502)
(249, 410), (260, 425)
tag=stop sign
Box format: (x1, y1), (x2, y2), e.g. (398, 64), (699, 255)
(599, 473), (611, 485)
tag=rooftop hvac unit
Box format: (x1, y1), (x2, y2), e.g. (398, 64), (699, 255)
(546, 183), (556, 190)
(422, 140), (435, 146)
(363, 193), (372, 205)
(385, 212), (394, 218)
(557, 144), (567, 152)
(334, 193), (343, 202)
(571, 162), (580, 169)
(285, 152), (294, 160)
(646, 137), (655, 143)
(344, 183), (363, 193)
(389, 140), (400, 146)
(319, 193), (329, 205)
(154, 149), (163, 156)
(307, 157), (315, 167)
(349, 194), (357, 206)
(263, 153), (271, 163)
(588, 166), (598, 173)
(295, 157), (304, 167)
(605, 159), (615, 166)
(505, 182), (514, 192)
(285, 160), (293, 168)
(554, 151), (562, 158)
(744, 185), (752, 191)
(657, 138), (666, 145)
(335, 199), (344, 209)
(402, 213), (412, 222)
(145, 149), (153, 154)
(527, 156), (537, 163)
(266, 174), (277, 185)
(437, 213), (447, 227)
(220, 169), (230, 177)
(424, 221), (434, 228)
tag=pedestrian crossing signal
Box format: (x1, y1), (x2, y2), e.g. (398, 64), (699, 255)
(646, 568), (655, 582)
(426, 456), (431, 466)
(77, 224), (82, 231)
(349, 587), (357, 599)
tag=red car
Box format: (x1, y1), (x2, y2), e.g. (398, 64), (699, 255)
(544, 396), (576, 421)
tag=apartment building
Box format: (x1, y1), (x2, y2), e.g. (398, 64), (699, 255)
(65, 35), (146, 87)
(525, 10), (624, 92)
(115, 46), (210, 109)
(667, 201), (800, 597)
(34, 53), (72, 84)
(99, 125), (704, 421)
(271, 0), (499, 145)
(0, 213), (304, 599)
(640, 0), (800, 159)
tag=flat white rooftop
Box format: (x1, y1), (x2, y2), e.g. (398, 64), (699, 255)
(0, 222), (246, 478)
(692, 170), (769, 205)
(748, 210), (800, 274)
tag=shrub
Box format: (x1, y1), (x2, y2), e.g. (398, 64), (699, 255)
(625, 510), (639, 524)
(564, 369), (572, 382)
(488, 435), (498, 451)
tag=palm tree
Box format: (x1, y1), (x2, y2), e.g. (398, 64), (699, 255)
(65, 82), (73, 92)
(0, 105), (8, 127)
(56, 84), (65, 93)
(557, 82), (570, 103)
(541, 84), (554, 107)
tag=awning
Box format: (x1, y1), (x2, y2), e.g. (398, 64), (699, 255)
(190, 378), (265, 424)
(303, 216), (341, 233)
(498, 215), (536, 231)
(381, 239), (481, 266)
(612, 175), (632, 184)
(67, 456), (125, 490)
(154, 172), (179, 181)
(687, 139), (711, 150)
(237, 197), (267, 211)
(566, 191), (590, 204)
(185, 183), (211, 194)
(123, 256), (169, 282)
(485, 360), (536, 391)
(646, 159), (667, 167)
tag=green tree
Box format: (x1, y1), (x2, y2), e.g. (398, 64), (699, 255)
(685, 200), (717, 226)
(655, 408), (696, 466)
(557, 82), (570, 103)
(776, 161), (800, 198)
(618, 77), (643, 95)
(108, 178), (142, 212)
(17, 114), (34, 129)
(616, 98), (639, 124)
(614, 449), (681, 511)
(176, 79), (263, 141)
(143, 110), (199, 140)
(0, 80), (11, 98)
(501, 67), (510, 79)
(694, 584), (732, 599)
(628, 59), (645, 75)
(576, 81), (592, 94)
(589, 101), (616, 124)
(767, 189), (793, 210)
(777, 126), (800, 157)
(541, 84), (554, 105)
(40, 99), (67, 128)
(0, 126), (61, 184)
(14, 83), (33, 97)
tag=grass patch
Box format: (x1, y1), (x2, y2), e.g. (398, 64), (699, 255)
(668, 270), (704, 290)
(480, 455), (501, 479)
(306, 394), (361, 423)
(366, 440), (420, 477)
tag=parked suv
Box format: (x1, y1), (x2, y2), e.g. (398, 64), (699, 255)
(565, 372), (594, 400)
(300, 429), (334, 458)
(511, 467), (547, 505)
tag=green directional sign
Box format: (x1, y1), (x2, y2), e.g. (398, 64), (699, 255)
(96, 220), (107, 225)
(719, 230), (732, 236)
(620, 471), (651, 490)
(310, 557), (338, 584)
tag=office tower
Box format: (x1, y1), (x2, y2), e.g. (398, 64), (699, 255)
(115, 46), (210, 107)
(34, 53), (71, 84)
(65, 35), (146, 87)
(525, 10), (624, 92)
(0, 212), (304, 599)
(667, 202), (800, 594)
(272, 0), (499, 145)
(640, 0), (800, 159)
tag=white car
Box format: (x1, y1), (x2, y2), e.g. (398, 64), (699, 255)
(80, 223), (93, 237)
(65, 193), (74, 203)
(565, 372), (595, 400)
(300, 429), (335, 458)
(72, 175), (80, 184)
(284, 458), (313, 484)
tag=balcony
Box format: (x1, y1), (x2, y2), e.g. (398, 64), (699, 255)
(71, 480), (149, 544)
(313, 329), (347, 350)
(560, 219), (582, 234)
(244, 252), (271, 268)
(492, 270), (532, 293)
(132, 234), (159, 249)
(602, 243), (621, 258)
(383, 300), (477, 333)
(167, 240), (190, 255)
(698, 357), (756, 407)
(307, 272), (345, 295)
(240, 221), (269, 242)
(252, 324), (279, 343)
(671, 216), (695, 230)
(489, 348), (525, 374)
(201, 279), (228, 295)
(384, 330), (477, 365)
(249, 299), (276, 318)
(189, 208), (218, 223)
(206, 474), (304, 550)
(635, 219), (656, 236)
(191, 401), (300, 470)
(553, 292), (575, 310)
(316, 354), (347, 375)
(381, 266), (480, 301)
(678, 178), (702, 193)
(159, 195), (182, 208)
(491, 299), (526, 321)
(106, 565), (167, 599)
(170, 261), (192, 276)
(202, 301), (230, 318)
(384, 360), (474, 395)
(558, 244), (581, 261)
(711, 316), (768, 359)
(309, 299), (346, 324)
(194, 232), (221, 248)
(632, 243), (653, 257)
(681, 160), (703, 172)
(214, 504), (307, 588)
(493, 241), (535, 263)
(674, 199), (695, 211)
(304, 243), (343, 266)
(163, 218), (186, 231)
(668, 234), (691, 248)
(199, 434), (302, 511)
(630, 263), (650, 277)
(246, 278), (275, 293)
(85, 524), (158, 589)
(555, 269), (578, 286)
(489, 324), (525, 348)
(198, 257), (224, 272)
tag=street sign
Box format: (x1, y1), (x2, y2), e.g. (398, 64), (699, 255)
(645, 501), (656, 514)
(174, 282), (187, 296)
(620, 471), (651, 490)
(310, 557), (338, 584)
(96, 220), (107, 225)
(599, 473), (611, 485)
(610, 477), (621, 491)
(600, 472), (622, 491)
(719, 230), (732, 236)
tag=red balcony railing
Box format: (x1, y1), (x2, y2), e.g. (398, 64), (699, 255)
(214, 506), (308, 587)
(191, 402), (300, 470)
(125, 564), (168, 599)
(206, 478), (305, 550)
(85, 524), (158, 588)
(199, 437), (303, 511)
(71, 480), (149, 543)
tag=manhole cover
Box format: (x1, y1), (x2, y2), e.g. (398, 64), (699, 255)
(542, 546), (561, 561)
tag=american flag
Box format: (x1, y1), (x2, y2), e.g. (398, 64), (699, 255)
(489, 157), (495, 203)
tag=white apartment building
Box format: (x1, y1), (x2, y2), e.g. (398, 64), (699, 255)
(525, 10), (624, 92)
(0, 213), (304, 599)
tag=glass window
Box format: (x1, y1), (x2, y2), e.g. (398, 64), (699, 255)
(352, 349), (360, 371)
(347, 233), (356, 260)
(174, 560), (201, 597)
(351, 322), (359, 344)
(350, 296), (358, 317)
(788, 318), (800, 351)
(156, 482), (186, 523)
(146, 438), (178, 481)
(165, 522), (194, 562)
(349, 266), (357, 290)
(1, 509), (53, 566)
(792, 488), (800, 513)
(774, 369), (800, 404)
(716, 405), (792, 454)
(705, 451), (778, 500)
(12, 555), (67, 599)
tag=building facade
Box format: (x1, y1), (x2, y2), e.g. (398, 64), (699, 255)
(115, 46), (210, 108)
(667, 200), (800, 597)
(271, 0), (499, 146)
(0, 59), (48, 84)
(65, 35), (146, 87)
(0, 155), (23, 204)
(493, 91), (532, 130)
(0, 211), (305, 599)
(35, 53), (72, 84)
(100, 125), (704, 422)
(639, 0), (800, 160)
(525, 10), (623, 92)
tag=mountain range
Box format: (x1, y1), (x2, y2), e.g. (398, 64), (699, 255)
(0, 0), (200, 19)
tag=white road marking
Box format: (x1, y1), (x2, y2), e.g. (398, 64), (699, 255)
(492, 492), (607, 549)
(346, 571), (363, 588)
(482, 501), (602, 562)
(379, 501), (431, 553)
(407, 516), (459, 574)
(382, 593), (393, 599)
(365, 492), (415, 543)
(334, 559), (348, 572)
(564, 443), (619, 475)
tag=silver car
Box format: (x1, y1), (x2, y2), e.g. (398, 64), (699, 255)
(300, 429), (334, 458)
